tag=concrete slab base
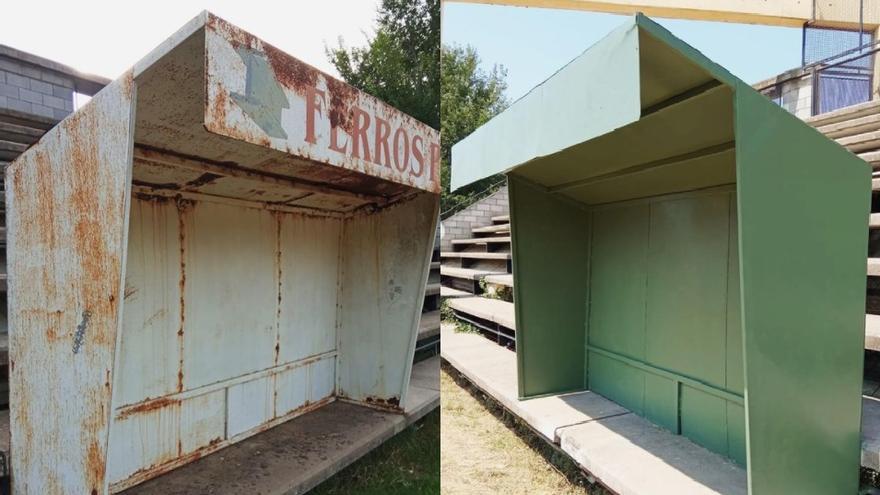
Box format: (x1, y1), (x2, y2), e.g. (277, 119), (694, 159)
(441, 325), (747, 495)
(122, 356), (440, 495)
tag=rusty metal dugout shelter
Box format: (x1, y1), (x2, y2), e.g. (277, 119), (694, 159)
(5, 12), (439, 494)
(452, 14), (869, 495)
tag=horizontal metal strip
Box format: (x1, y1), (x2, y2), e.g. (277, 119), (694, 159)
(549, 141), (735, 193)
(114, 349), (338, 418)
(587, 345), (744, 405)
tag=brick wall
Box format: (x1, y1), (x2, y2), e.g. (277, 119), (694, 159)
(0, 55), (74, 121)
(440, 185), (508, 251)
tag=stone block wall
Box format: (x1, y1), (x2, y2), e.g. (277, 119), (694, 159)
(440, 185), (508, 251)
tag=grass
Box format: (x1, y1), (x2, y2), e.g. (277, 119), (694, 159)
(310, 408), (440, 495)
(441, 362), (609, 495)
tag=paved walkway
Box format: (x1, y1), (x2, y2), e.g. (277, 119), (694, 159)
(441, 325), (746, 495)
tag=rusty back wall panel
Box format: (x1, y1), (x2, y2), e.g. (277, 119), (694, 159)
(106, 196), (340, 490)
(6, 73), (136, 494)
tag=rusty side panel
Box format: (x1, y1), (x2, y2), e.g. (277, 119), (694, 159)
(336, 192), (439, 408)
(203, 14), (441, 195)
(6, 72), (136, 495)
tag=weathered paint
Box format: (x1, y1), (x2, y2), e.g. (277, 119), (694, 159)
(204, 14), (441, 195)
(453, 14), (869, 494)
(7, 12), (439, 494)
(337, 192), (439, 408)
(6, 72), (136, 494)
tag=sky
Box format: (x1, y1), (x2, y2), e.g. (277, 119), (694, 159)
(442, 3), (804, 101)
(0, 0), (382, 80)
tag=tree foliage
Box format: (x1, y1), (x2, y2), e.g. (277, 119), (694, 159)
(440, 45), (507, 215)
(328, 0), (508, 215)
(327, 0), (440, 129)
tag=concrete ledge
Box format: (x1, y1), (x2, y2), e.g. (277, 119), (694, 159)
(440, 266), (503, 280)
(124, 357), (439, 495)
(441, 326), (747, 495)
(447, 297), (515, 330)
(484, 274), (513, 288)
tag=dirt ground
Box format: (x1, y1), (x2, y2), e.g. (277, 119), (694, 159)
(441, 362), (605, 495)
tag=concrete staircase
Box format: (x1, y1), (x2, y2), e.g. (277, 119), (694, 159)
(416, 233), (441, 356)
(441, 214), (517, 348)
(806, 101), (880, 352)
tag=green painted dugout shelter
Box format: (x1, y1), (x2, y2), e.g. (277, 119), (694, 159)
(452, 14), (870, 495)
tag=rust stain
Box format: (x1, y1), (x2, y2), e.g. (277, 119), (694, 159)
(176, 197), (192, 393)
(211, 86), (228, 127)
(363, 395), (402, 412)
(185, 172), (223, 189)
(85, 440), (103, 495)
(116, 396), (181, 421)
(324, 77), (357, 134)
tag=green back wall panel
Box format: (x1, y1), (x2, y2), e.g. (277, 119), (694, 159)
(510, 175), (591, 398)
(587, 188), (745, 463)
(735, 84), (870, 495)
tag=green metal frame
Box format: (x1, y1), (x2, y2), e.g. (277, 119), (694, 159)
(454, 14), (870, 494)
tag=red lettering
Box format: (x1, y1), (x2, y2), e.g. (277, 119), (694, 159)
(305, 86), (325, 145)
(429, 142), (440, 182)
(374, 117), (392, 168)
(351, 107), (371, 161)
(393, 128), (409, 172)
(411, 135), (425, 177)
(329, 126), (348, 154)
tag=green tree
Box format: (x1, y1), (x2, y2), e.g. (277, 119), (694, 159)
(440, 44), (507, 215)
(327, 0), (439, 129)
(327, 0), (507, 214)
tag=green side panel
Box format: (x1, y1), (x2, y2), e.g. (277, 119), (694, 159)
(735, 85), (870, 495)
(680, 386), (728, 458)
(510, 176), (591, 398)
(589, 204), (649, 359)
(644, 374), (678, 433)
(589, 352), (644, 415)
(727, 403), (747, 466)
(645, 193), (730, 390)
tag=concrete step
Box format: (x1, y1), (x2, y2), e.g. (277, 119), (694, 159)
(807, 99), (880, 128)
(492, 215), (510, 224)
(418, 310), (440, 341)
(451, 236), (511, 245)
(870, 259), (880, 277)
(868, 314), (880, 352)
(441, 327), (748, 494)
(836, 130), (880, 153)
(874, 178), (880, 191)
(425, 283), (440, 296)
(472, 223), (510, 235)
(817, 112), (880, 140)
(440, 266), (505, 280)
(441, 251), (511, 260)
(447, 296), (516, 330)
(860, 150), (880, 167)
(440, 286), (471, 298)
(484, 274), (514, 288)
(871, 214), (880, 229)
(430, 261), (440, 270)
(0, 120), (44, 143)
